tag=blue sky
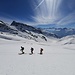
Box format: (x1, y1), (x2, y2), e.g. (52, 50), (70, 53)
(0, 0), (75, 27)
(0, 0), (35, 23)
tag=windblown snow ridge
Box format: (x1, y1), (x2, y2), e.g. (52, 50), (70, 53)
(0, 20), (58, 42)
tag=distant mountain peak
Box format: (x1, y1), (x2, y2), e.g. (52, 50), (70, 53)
(0, 20), (5, 25)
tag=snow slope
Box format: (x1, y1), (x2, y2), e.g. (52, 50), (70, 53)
(58, 35), (75, 45)
(0, 34), (75, 75)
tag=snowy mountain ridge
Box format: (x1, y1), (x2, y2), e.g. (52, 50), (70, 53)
(0, 20), (58, 42)
(0, 20), (75, 44)
(38, 27), (75, 38)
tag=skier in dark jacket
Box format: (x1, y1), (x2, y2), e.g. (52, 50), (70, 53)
(40, 48), (43, 54)
(30, 47), (34, 54)
(20, 46), (24, 54)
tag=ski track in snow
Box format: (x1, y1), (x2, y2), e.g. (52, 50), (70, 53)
(0, 35), (75, 75)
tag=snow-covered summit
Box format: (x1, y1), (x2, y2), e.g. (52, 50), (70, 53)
(1, 20), (75, 43)
(0, 20), (5, 24)
(0, 20), (58, 42)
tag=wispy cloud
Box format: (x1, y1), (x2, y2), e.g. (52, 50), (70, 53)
(57, 11), (75, 25)
(32, 0), (62, 25)
(34, 0), (44, 10)
(30, 0), (75, 27)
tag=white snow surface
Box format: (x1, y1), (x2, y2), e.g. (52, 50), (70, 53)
(0, 33), (75, 75)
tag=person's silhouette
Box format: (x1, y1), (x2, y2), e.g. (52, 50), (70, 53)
(20, 46), (24, 54)
(40, 48), (43, 54)
(31, 47), (34, 54)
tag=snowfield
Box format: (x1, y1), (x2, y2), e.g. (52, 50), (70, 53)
(0, 33), (75, 75)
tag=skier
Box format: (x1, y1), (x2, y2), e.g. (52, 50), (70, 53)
(40, 48), (43, 55)
(20, 46), (24, 54)
(30, 47), (34, 54)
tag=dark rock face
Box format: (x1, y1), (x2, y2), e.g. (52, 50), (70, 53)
(11, 21), (42, 33)
(11, 21), (58, 38)
(0, 20), (18, 34)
